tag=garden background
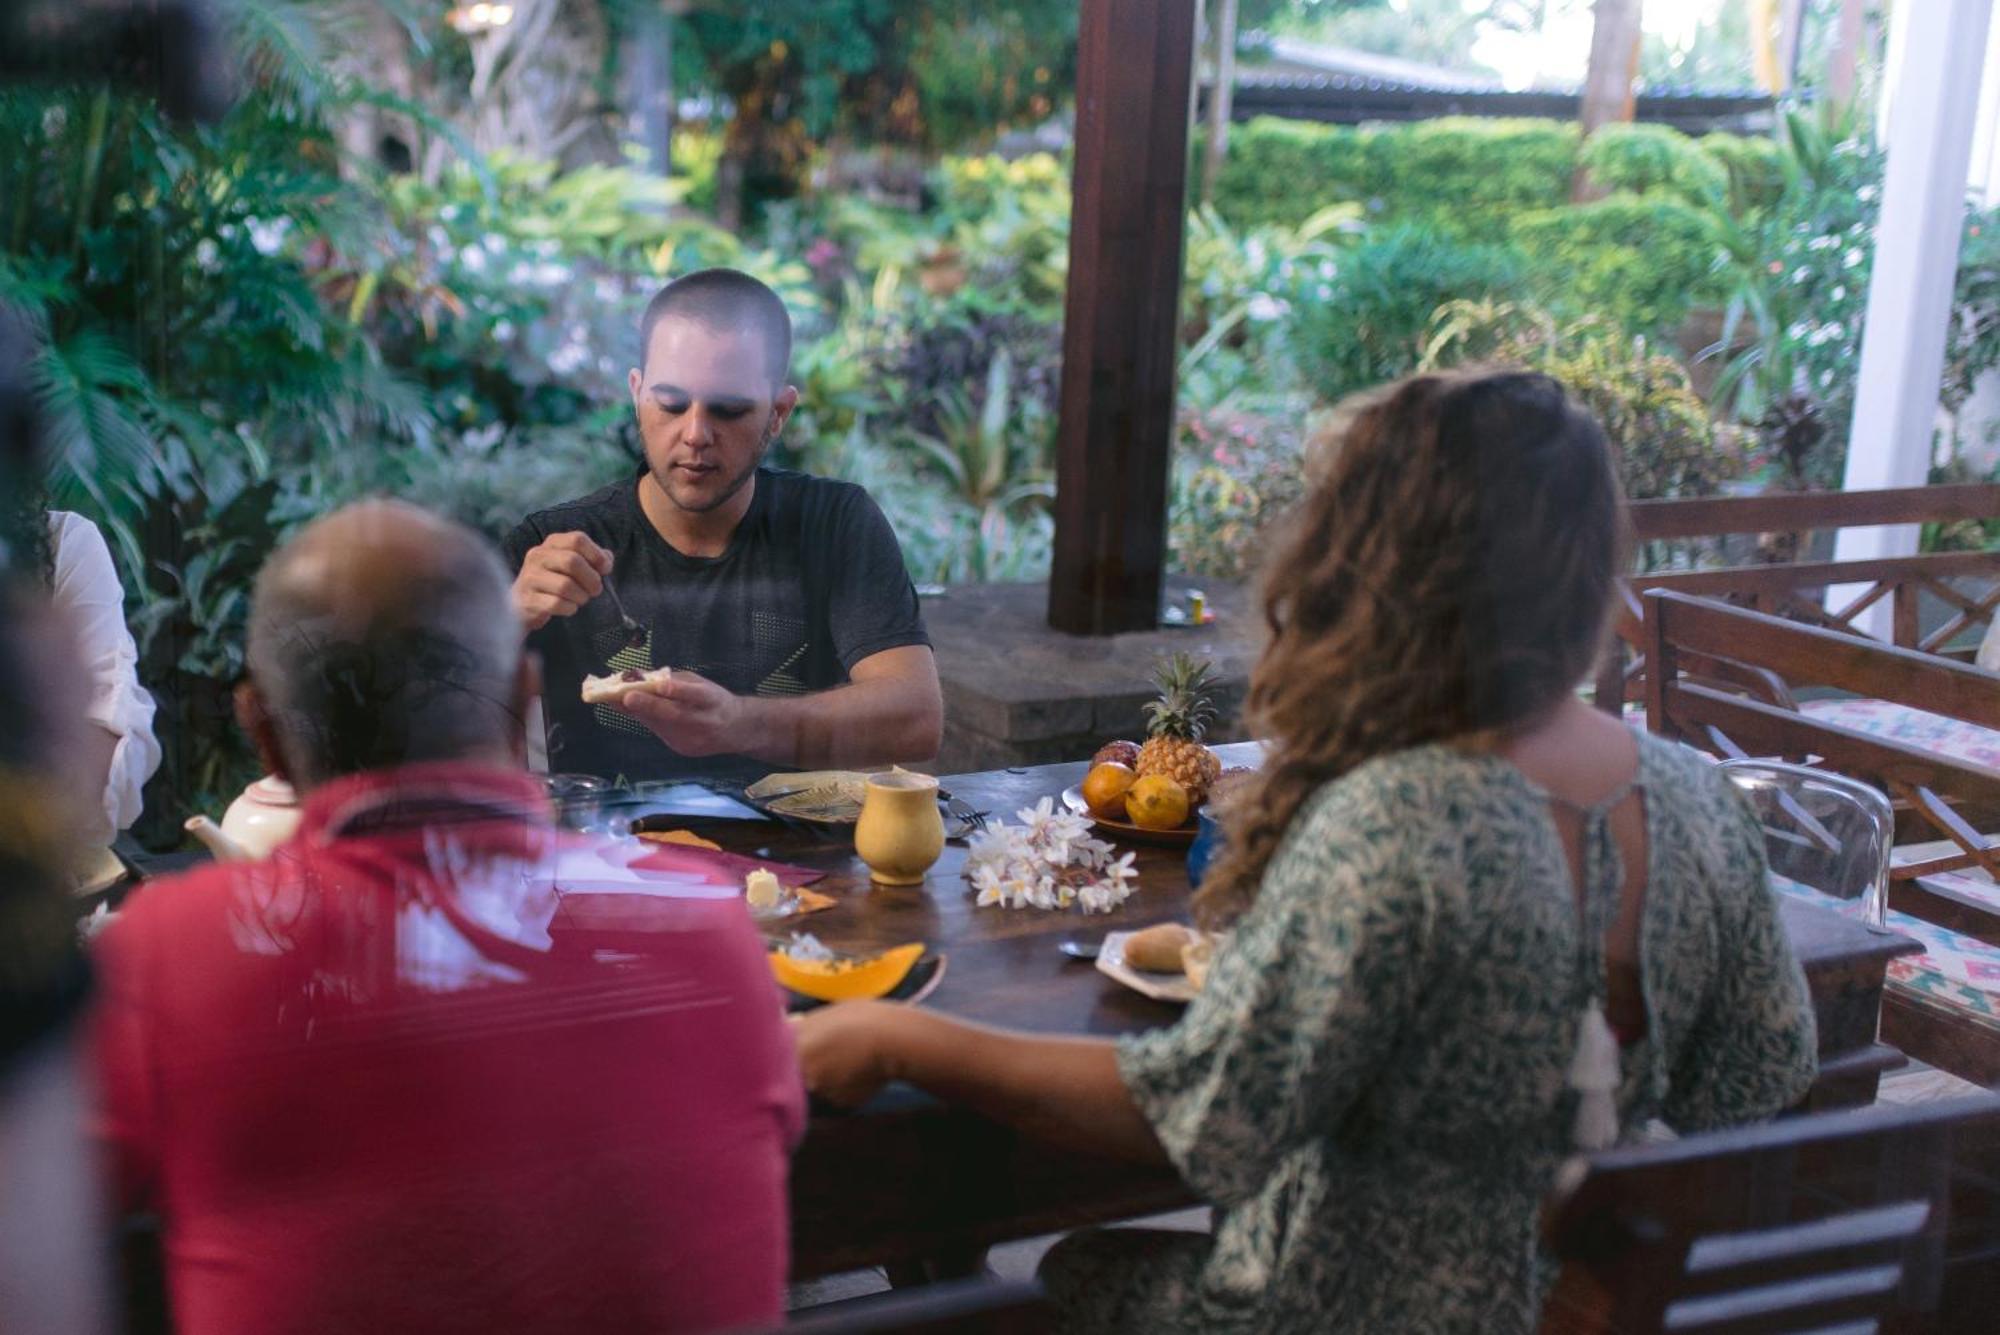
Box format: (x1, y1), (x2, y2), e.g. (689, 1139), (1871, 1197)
(4, 0), (1998, 838)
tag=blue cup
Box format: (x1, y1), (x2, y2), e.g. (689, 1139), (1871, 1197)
(1186, 806), (1225, 890)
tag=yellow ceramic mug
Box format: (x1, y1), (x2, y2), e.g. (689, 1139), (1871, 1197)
(854, 770), (945, 886)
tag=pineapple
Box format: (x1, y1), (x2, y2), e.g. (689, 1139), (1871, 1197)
(1136, 653), (1223, 805)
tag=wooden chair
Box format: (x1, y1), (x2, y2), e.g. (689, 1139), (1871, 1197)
(778, 1279), (1053, 1333)
(1597, 483), (2000, 712)
(1644, 589), (2000, 1083)
(1540, 1094), (2000, 1334)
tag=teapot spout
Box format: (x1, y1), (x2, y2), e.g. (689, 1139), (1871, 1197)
(184, 815), (252, 862)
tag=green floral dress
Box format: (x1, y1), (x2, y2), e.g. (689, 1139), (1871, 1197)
(1043, 734), (1817, 1333)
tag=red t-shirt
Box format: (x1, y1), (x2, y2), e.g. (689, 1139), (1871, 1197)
(90, 763), (804, 1335)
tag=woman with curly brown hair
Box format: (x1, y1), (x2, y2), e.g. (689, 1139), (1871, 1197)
(793, 369), (1816, 1333)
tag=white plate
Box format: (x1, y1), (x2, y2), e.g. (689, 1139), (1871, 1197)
(1095, 929), (1198, 1004)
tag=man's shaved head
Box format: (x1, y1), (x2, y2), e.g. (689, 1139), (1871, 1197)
(247, 501), (523, 788)
(637, 268), (792, 386)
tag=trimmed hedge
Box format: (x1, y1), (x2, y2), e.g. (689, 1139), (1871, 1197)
(1219, 115), (1784, 237)
(1216, 116), (1579, 237)
(1699, 131), (1789, 217)
(1510, 193), (1726, 335)
(1577, 122), (1729, 206)
(1295, 222), (1528, 398)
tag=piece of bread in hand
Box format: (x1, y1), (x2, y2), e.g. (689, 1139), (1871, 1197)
(580, 665), (672, 705)
(1124, 922), (1193, 974)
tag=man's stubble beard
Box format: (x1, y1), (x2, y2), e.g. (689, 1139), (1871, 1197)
(650, 422), (776, 517)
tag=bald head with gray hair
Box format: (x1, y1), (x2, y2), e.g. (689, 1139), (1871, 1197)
(246, 501), (527, 789)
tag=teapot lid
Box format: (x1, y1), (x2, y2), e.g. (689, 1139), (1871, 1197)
(246, 775), (299, 807)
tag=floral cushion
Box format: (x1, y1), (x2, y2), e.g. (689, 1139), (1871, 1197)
(1621, 698), (2000, 772)
(1799, 698), (2000, 770)
(1769, 875), (2000, 1028)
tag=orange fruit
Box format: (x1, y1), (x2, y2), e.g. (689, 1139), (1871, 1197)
(1081, 762), (1137, 819)
(769, 942), (924, 1003)
(1126, 775), (1191, 831)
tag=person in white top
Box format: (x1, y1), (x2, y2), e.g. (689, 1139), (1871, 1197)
(40, 512), (162, 865)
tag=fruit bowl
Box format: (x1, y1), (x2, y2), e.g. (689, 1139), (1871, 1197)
(1061, 786), (1199, 847)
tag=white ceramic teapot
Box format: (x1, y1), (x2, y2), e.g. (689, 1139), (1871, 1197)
(185, 775), (300, 861)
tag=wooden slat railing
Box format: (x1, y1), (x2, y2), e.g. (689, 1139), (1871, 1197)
(1597, 486), (2000, 711)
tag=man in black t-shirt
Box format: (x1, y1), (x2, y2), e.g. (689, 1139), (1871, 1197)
(502, 269), (941, 784)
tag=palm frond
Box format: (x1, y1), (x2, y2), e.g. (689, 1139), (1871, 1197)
(227, 0), (344, 113)
(35, 328), (161, 504)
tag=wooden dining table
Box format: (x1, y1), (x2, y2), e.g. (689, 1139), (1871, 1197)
(648, 745), (1922, 1282)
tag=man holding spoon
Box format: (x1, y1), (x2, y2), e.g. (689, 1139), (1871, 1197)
(504, 269), (942, 784)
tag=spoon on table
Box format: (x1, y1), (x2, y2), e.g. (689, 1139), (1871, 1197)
(600, 571), (647, 651)
(1058, 937), (1101, 961)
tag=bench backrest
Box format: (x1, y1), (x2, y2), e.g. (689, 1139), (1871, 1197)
(1540, 1095), (2000, 1334)
(1597, 485), (2000, 708)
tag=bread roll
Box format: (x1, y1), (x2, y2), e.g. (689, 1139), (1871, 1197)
(581, 666), (671, 705)
(1125, 923), (1193, 974)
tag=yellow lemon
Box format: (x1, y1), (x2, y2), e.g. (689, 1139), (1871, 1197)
(1125, 775), (1191, 831)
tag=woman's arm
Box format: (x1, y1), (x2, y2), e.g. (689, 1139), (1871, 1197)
(792, 1002), (1167, 1164)
(48, 515), (160, 842)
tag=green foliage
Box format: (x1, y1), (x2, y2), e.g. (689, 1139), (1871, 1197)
(1294, 223), (1526, 401)
(1179, 202), (1359, 407)
(931, 154), (1071, 309)
(1704, 109), (1882, 487)
(909, 10), (1075, 148)
(1215, 116), (1579, 237)
(671, 128), (724, 214)
(1511, 193), (1726, 335)
(1380, 118), (1580, 236)
(675, 0), (1078, 222)
(116, 439), (285, 839)
(1577, 123), (1729, 208)
(1698, 132), (1788, 217)
(1211, 117), (1375, 230)
(1421, 300), (1736, 501)
(1945, 207), (2000, 422)
(1169, 402), (1313, 582)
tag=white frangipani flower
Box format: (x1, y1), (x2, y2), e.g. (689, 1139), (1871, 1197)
(963, 802), (1143, 914)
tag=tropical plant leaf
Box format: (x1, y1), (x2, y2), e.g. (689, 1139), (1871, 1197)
(35, 328), (160, 503)
(228, 0), (344, 114)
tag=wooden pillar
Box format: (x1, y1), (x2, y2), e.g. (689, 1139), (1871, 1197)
(1047, 0), (1199, 636)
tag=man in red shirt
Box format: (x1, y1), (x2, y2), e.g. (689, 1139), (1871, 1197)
(90, 501), (804, 1335)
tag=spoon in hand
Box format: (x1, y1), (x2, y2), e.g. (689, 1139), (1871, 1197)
(600, 571), (646, 651)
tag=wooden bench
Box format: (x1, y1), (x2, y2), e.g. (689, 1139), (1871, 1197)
(1541, 1093), (2000, 1333)
(1597, 483), (2000, 711)
(1643, 589), (2000, 1083)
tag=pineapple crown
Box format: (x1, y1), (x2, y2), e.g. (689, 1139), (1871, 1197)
(1143, 652), (1218, 741)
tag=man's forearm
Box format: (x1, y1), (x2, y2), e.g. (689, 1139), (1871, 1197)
(739, 677), (941, 769)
